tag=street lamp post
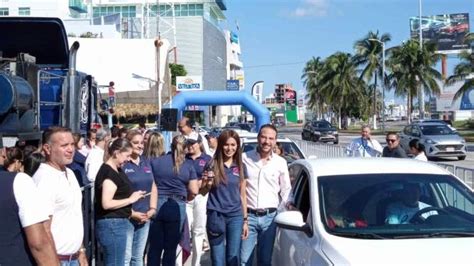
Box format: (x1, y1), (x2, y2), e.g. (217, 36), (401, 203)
(369, 38), (386, 133)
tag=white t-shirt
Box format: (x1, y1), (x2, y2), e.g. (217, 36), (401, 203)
(33, 163), (84, 255)
(346, 137), (383, 157)
(85, 146), (105, 182)
(13, 172), (51, 228)
(385, 201), (435, 224)
(414, 152), (428, 162)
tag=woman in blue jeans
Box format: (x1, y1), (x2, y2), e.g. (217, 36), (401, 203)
(124, 130), (158, 265)
(95, 138), (146, 265)
(148, 135), (199, 266)
(201, 130), (248, 266)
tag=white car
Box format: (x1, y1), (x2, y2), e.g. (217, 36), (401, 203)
(273, 158), (474, 265)
(241, 136), (306, 164)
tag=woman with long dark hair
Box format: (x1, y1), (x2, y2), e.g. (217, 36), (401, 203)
(201, 130), (248, 266)
(123, 130), (158, 266)
(95, 138), (146, 265)
(148, 135), (199, 266)
(409, 139), (428, 161)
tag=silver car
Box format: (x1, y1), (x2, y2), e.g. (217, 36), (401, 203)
(399, 122), (467, 160)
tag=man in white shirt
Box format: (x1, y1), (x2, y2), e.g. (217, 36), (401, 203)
(33, 126), (88, 265)
(386, 183), (436, 224)
(346, 125), (383, 157)
(241, 124), (291, 266)
(0, 171), (58, 265)
(85, 128), (109, 183)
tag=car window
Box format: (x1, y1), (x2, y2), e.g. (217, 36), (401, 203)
(318, 173), (474, 239)
(293, 171), (311, 221)
(411, 126), (420, 136)
(420, 125), (455, 135)
(437, 182), (473, 215)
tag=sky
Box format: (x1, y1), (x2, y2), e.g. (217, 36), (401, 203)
(223, 0), (474, 102)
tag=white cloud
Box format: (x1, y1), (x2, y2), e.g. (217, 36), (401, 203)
(291, 0), (329, 18)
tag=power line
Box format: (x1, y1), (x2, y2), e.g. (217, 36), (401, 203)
(244, 61), (306, 69)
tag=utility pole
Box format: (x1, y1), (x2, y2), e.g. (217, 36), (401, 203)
(418, 0), (425, 120)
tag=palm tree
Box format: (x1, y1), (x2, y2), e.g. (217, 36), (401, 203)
(302, 57), (325, 117)
(446, 32), (474, 103)
(353, 31), (391, 128)
(387, 40), (442, 123)
(318, 52), (366, 128)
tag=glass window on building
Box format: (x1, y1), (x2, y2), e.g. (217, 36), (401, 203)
(195, 4), (204, 16)
(18, 7), (30, 16)
(180, 4), (188, 16)
(174, 4), (181, 16)
(0, 8), (9, 16)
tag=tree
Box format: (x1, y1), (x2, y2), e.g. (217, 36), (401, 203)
(318, 52), (366, 128)
(446, 32), (474, 102)
(169, 63), (187, 86)
(387, 40), (442, 123)
(353, 31), (391, 128)
(301, 57), (325, 117)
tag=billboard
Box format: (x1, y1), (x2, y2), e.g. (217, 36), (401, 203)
(176, 76), (202, 91)
(409, 13), (470, 51)
(436, 80), (474, 111)
(226, 80), (240, 91)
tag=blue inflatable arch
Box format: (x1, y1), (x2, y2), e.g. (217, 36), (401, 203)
(167, 91), (271, 130)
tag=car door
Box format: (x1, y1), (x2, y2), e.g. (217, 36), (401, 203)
(274, 167), (321, 266)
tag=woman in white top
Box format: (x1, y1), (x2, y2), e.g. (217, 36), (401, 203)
(409, 139), (428, 161)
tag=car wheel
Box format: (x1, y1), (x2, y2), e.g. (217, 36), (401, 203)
(333, 140), (339, 145)
(301, 133), (306, 140)
(312, 135), (318, 142)
(458, 156), (466, 161)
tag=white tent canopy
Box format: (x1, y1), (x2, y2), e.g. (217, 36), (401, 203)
(69, 37), (171, 93)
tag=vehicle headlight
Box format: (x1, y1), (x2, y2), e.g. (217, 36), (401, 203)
(425, 139), (436, 144)
(333, 131), (338, 134)
(313, 131), (320, 135)
(460, 139), (466, 144)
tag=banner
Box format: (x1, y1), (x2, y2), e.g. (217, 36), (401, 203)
(226, 80), (240, 91)
(176, 76), (203, 91)
(251, 81), (264, 103)
(409, 13), (470, 52)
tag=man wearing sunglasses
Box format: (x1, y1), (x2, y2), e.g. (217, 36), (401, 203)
(382, 132), (408, 158)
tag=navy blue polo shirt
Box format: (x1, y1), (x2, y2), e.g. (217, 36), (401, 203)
(207, 163), (243, 214)
(123, 157), (155, 212)
(150, 153), (197, 198)
(187, 153), (212, 179)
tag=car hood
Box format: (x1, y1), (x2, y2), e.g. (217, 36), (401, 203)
(314, 128), (337, 132)
(422, 134), (465, 144)
(323, 236), (474, 265)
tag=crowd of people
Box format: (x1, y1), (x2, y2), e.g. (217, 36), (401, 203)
(345, 125), (428, 161)
(0, 118), (291, 266)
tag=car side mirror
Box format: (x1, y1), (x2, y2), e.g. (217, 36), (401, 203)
(275, 211), (313, 237)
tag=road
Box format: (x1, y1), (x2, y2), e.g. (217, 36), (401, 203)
(279, 127), (474, 169)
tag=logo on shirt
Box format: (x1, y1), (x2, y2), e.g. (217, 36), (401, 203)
(143, 166), (152, 174)
(124, 168), (135, 174)
(232, 167), (240, 176)
(199, 159), (206, 167)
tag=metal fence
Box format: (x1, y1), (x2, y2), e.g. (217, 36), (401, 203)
(294, 139), (474, 190)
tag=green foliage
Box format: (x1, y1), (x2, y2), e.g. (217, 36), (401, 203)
(169, 63), (187, 86)
(446, 32), (474, 102)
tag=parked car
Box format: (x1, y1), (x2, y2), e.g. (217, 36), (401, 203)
(241, 136), (306, 164)
(399, 122), (467, 160)
(273, 158), (474, 266)
(302, 120), (338, 144)
(441, 21), (469, 36)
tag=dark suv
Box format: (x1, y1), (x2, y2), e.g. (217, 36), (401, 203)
(302, 120), (338, 144)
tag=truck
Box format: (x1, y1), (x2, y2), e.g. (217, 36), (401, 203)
(0, 17), (100, 147)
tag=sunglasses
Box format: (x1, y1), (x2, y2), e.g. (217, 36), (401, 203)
(386, 139), (397, 143)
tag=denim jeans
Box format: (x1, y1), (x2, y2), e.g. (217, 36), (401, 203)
(240, 211), (277, 266)
(59, 259), (79, 266)
(186, 194), (209, 266)
(147, 196), (186, 266)
(96, 218), (134, 266)
(129, 220), (151, 266)
(208, 212), (243, 266)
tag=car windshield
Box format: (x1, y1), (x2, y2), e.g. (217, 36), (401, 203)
(312, 121), (332, 129)
(420, 125), (455, 135)
(242, 141), (305, 163)
(318, 173), (474, 239)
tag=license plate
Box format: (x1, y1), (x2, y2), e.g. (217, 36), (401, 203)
(446, 147), (454, 152)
